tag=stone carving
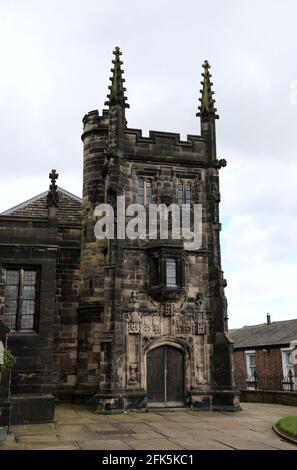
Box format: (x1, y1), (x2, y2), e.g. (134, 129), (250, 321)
(142, 317), (151, 335)
(126, 291), (141, 333)
(175, 316), (192, 335)
(196, 322), (206, 335)
(195, 293), (205, 311)
(128, 362), (138, 384)
(162, 303), (174, 317)
(127, 320), (141, 334)
(139, 314), (160, 335)
(104, 145), (118, 161)
(140, 315), (161, 335)
(196, 362), (207, 385)
(46, 169), (59, 208)
(152, 316), (161, 335)
(194, 293), (206, 322)
(130, 290), (138, 304)
(127, 310), (141, 334)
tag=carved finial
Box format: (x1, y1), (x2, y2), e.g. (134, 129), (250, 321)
(105, 47), (129, 109)
(196, 60), (219, 119)
(46, 169), (59, 208)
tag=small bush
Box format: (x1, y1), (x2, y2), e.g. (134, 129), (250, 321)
(0, 349), (16, 372)
(277, 416), (297, 437)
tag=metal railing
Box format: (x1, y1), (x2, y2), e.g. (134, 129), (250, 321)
(235, 369), (296, 392)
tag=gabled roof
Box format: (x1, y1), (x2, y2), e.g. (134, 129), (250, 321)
(230, 319), (297, 349)
(1, 187), (82, 225)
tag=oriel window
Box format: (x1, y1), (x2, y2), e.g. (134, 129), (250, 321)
(166, 258), (177, 287)
(4, 268), (39, 332)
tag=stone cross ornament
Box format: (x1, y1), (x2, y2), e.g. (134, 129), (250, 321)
(46, 169), (59, 208)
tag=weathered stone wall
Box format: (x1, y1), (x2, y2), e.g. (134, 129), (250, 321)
(77, 109), (109, 386)
(52, 225), (81, 387)
(0, 217), (57, 395)
(79, 108), (236, 411)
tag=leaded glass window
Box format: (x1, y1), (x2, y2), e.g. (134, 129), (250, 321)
(185, 183), (191, 205)
(137, 177), (153, 205)
(177, 183), (183, 207)
(146, 179), (153, 204)
(166, 258), (177, 287)
(177, 181), (192, 206)
(4, 268), (38, 331)
(137, 177), (144, 204)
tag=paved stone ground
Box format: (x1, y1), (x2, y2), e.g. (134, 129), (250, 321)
(2, 403), (297, 450)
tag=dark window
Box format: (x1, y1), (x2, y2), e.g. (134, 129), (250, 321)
(166, 258), (177, 287)
(177, 183), (183, 207)
(185, 183), (191, 205)
(149, 252), (184, 293)
(137, 177), (153, 205)
(146, 179), (153, 204)
(177, 181), (192, 206)
(150, 257), (160, 286)
(4, 268), (38, 331)
(137, 177), (144, 204)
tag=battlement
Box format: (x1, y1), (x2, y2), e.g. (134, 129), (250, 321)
(82, 109), (109, 139)
(82, 110), (207, 162)
(124, 127), (206, 162)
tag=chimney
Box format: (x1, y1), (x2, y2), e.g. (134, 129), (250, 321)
(266, 313), (271, 325)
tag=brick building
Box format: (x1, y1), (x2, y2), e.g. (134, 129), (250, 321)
(0, 47), (239, 422)
(230, 315), (297, 391)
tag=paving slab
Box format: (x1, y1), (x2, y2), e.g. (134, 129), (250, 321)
(78, 439), (132, 450)
(3, 402), (297, 450)
(126, 438), (183, 450)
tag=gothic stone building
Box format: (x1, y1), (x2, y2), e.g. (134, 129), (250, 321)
(0, 48), (239, 422)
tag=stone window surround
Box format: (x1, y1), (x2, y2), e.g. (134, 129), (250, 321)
(177, 179), (193, 206)
(137, 176), (153, 205)
(148, 250), (185, 291)
(3, 264), (41, 333)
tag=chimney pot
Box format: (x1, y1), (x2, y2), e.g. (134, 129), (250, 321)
(266, 313), (271, 325)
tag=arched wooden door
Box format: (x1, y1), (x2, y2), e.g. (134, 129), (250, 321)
(147, 345), (184, 407)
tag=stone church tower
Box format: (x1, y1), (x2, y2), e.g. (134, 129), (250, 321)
(78, 47), (239, 412)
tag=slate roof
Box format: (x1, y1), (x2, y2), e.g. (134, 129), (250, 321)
(0, 187), (82, 225)
(230, 319), (297, 349)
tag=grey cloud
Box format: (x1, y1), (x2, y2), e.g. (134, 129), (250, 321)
(0, 0), (296, 327)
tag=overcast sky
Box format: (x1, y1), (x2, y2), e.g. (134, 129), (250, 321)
(0, 0), (297, 328)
